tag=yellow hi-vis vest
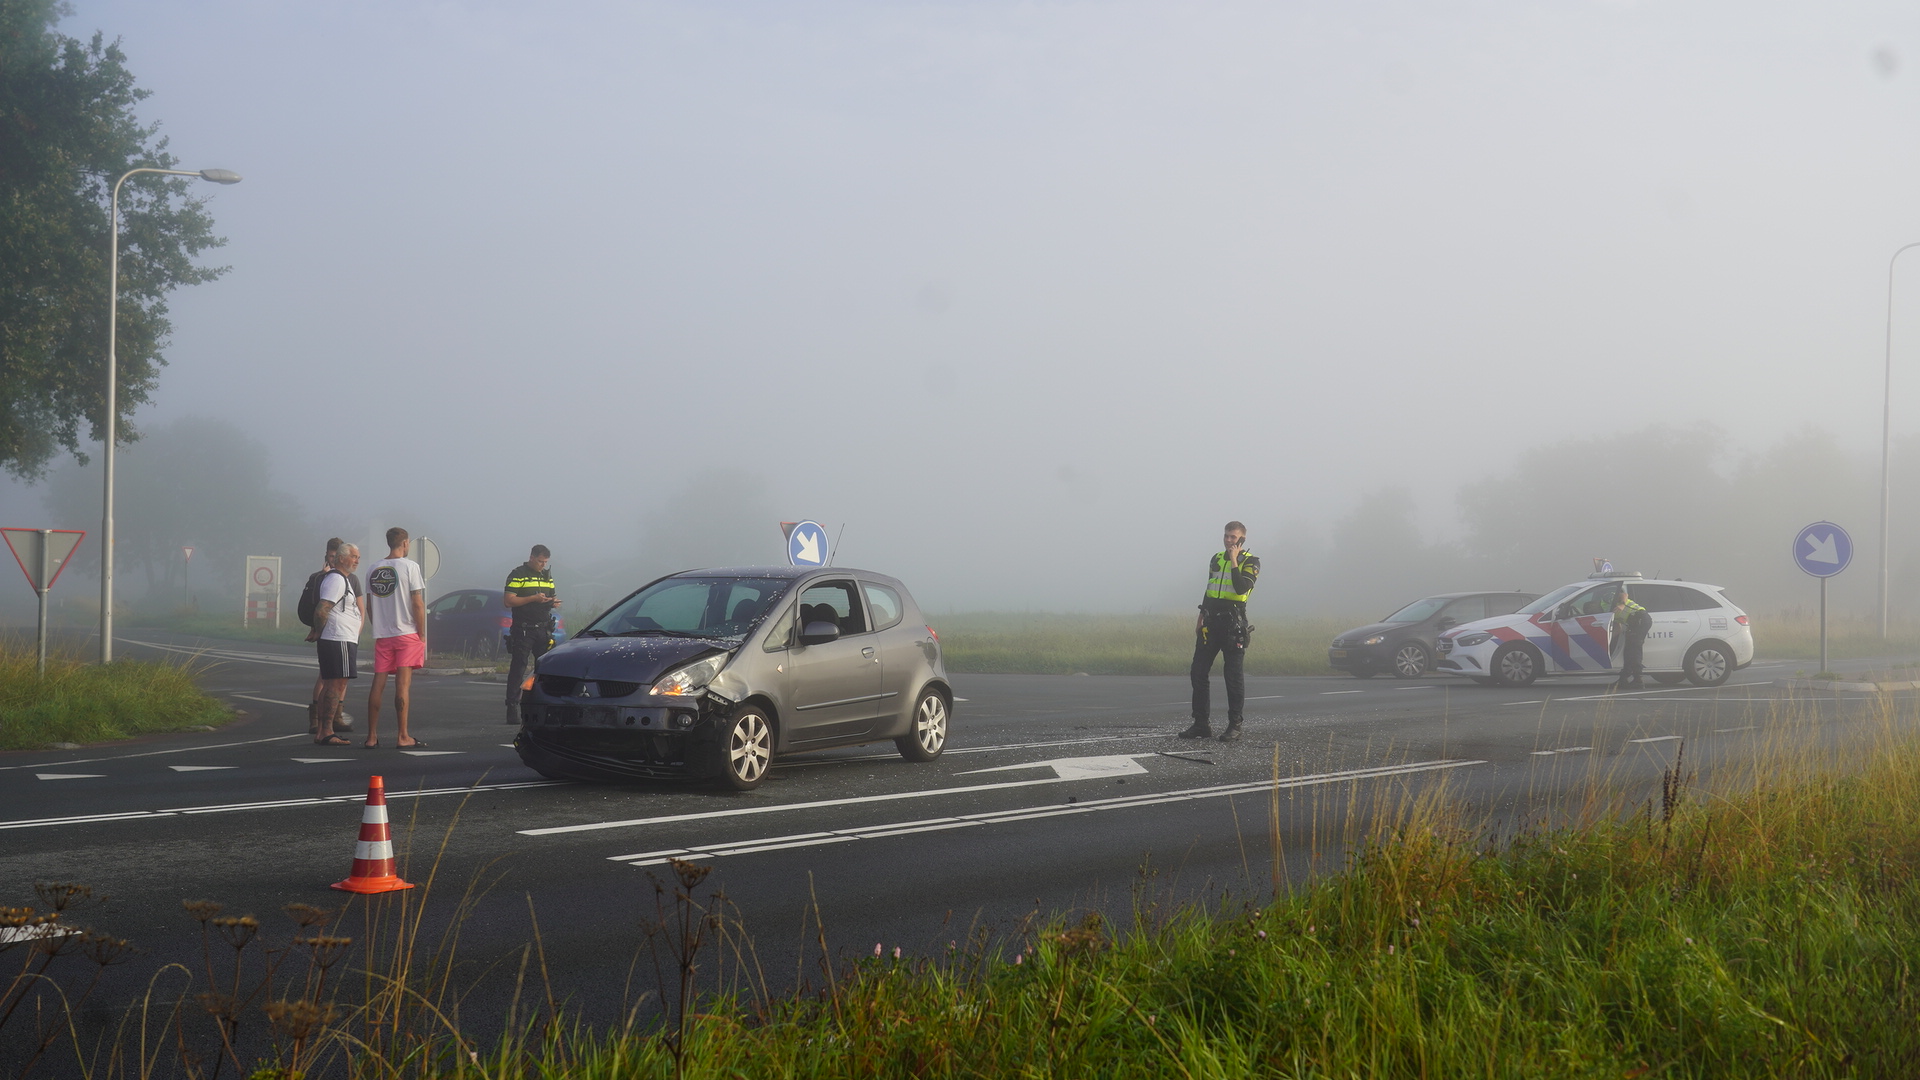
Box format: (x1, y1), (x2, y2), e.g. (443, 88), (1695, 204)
(1206, 552), (1251, 603)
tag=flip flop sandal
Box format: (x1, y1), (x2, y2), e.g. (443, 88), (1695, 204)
(396, 740), (429, 749)
(360, 741), (379, 749)
(314, 735), (351, 746)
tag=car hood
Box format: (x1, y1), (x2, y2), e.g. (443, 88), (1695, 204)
(536, 634), (734, 684)
(1333, 621), (1409, 643)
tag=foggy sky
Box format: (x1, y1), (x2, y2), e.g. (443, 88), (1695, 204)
(4, 0), (1920, 615)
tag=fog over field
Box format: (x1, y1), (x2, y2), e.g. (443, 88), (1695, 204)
(4, 0), (1920, 624)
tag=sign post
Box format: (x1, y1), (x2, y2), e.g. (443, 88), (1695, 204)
(245, 556), (282, 629)
(1793, 521), (1854, 674)
(2, 528), (86, 676)
(182, 545), (196, 611)
(779, 521), (831, 567)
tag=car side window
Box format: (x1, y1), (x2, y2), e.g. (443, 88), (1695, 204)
(1670, 586), (1717, 611)
(863, 583), (904, 631)
(761, 603), (795, 652)
(798, 580), (869, 636)
(1440, 597), (1486, 624)
(457, 593), (486, 613)
(1629, 584), (1678, 612)
(427, 594), (460, 615)
(1493, 594), (1532, 615)
(1567, 586), (1617, 617)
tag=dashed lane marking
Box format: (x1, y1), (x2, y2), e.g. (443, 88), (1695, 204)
(0, 780), (566, 832)
(606, 759), (1490, 867)
(523, 758), (1485, 838)
(231, 694), (310, 708)
(0, 732), (307, 771)
(119, 638), (315, 670)
(777, 733), (1174, 770)
(36, 773), (103, 780)
(1715, 726), (1758, 733)
(1628, 735), (1683, 744)
(168, 765), (236, 772)
(290, 757), (354, 763)
(399, 750), (462, 756)
(1528, 747), (1592, 756)
(1503, 700), (1547, 706)
(1394, 685), (1440, 690)
(1320, 690), (1365, 695)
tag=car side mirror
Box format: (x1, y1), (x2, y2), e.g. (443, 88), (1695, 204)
(799, 620), (841, 646)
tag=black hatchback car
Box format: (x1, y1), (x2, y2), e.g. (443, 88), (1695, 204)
(1328, 591), (1536, 679)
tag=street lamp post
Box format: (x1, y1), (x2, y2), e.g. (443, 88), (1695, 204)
(100, 167), (241, 663)
(1879, 241), (1920, 641)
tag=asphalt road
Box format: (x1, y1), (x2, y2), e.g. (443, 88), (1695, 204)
(2, 632), (1910, 1044)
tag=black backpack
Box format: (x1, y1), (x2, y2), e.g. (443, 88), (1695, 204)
(297, 569), (347, 627)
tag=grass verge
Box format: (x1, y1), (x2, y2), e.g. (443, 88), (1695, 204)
(8, 696), (1918, 1076)
(0, 642), (232, 751)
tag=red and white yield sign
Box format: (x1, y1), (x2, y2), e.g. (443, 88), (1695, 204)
(1, 529), (86, 593)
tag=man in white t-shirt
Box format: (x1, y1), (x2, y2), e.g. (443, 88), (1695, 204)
(303, 543), (364, 746)
(364, 526), (429, 749)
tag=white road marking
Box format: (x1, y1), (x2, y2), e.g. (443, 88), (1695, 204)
(1529, 747), (1592, 756)
(0, 732), (307, 771)
(1320, 690), (1365, 695)
(956, 754), (1153, 780)
(168, 765), (236, 772)
(778, 733), (1170, 770)
(525, 758), (1484, 838)
(1144, 694), (1286, 707)
(36, 773), (103, 780)
(1628, 735), (1683, 744)
(231, 694), (310, 708)
(1715, 725), (1758, 733)
(399, 750), (462, 756)
(120, 638), (315, 670)
(1502, 700), (1547, 706)
(1394, 685), (1439, 690)
(953, 697), (969, 702)
(0, 780), (565, 832)
(291, 757), (354, 763)
(1559, 686), (1724, 702)
(606, 759), (1490, 867)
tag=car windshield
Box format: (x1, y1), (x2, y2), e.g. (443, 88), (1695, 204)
(586, 577), (791, 639)
(1517, 584), (1586, 616)
(1381, 596), (1449, 623)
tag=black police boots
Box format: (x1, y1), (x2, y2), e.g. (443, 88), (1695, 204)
(1218, 720), (1244, 742)
(1177, 720), (1212, 739)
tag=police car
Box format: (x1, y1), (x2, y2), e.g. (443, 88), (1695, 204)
(1433, 572), (1753, 687)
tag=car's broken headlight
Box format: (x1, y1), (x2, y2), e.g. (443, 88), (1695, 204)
(650, 653), (729, 697)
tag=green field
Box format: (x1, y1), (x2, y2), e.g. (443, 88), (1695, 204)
(0, 642), (232, 751)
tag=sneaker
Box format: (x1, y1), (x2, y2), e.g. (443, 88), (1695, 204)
(1218, 723), (1243, 742)
(1177, 721), (1212, 740)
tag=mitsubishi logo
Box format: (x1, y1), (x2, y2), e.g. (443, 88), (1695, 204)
(576, 681), (596, 698)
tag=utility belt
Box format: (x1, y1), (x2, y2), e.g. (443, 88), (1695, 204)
(508, 615), (554, 639)
(1199, 604), (1252, 650)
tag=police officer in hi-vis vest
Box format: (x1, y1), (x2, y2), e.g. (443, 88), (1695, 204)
(503, 545), (561, 724)
(1180, 521), (1261, 742)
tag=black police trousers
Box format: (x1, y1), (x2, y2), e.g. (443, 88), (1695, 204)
(1190, 629), (1246, 725)
(1616, 624), (1649, 684)
(505, 624), (552, 710)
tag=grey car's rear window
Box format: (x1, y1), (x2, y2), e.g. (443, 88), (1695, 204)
(863, 583), (904, 631)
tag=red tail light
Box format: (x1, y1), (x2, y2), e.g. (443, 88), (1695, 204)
(927, 624), (939, 641)
(498, 616), (512, 628)
(1735, 615), (1749, 625)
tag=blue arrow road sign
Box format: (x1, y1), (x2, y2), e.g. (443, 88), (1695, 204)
(784, 520), (829, 567)
(1793, 521), (1852, 578)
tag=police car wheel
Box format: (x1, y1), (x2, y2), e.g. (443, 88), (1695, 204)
(896, 689), (949, 762)
(1491, 643), (1540, 687)
(1391, 643), (1429, 679)
(1683, 642), (1732, 687)
(718, 706), (774, 790)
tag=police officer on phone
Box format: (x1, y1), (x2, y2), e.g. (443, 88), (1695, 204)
(1180, 521), (1261, 742)
(503, 545), (561, 724)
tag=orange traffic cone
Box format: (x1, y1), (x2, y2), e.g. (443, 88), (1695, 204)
(331, 775), (414, 894)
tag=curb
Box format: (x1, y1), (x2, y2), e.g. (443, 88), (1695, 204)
(1776, 679), (1920, 693)
(421, 666), (499, 676)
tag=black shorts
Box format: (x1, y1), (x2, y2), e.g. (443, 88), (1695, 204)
(317, 640), (359, 681)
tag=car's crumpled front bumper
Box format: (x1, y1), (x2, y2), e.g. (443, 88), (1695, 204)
(512, 697), (728, 781)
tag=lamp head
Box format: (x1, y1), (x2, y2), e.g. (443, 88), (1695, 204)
(198, 169), (242, 184)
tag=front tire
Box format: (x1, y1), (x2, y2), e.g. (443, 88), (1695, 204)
(1491, 643), (1540, 687)
(1684, 642), (1733, 687)
(718, 706), (774, 790)
(896, 689), (949, 762)
(1391, 642), (1429, 679)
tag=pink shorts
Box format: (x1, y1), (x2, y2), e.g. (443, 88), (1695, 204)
(374, 634), (425, 673)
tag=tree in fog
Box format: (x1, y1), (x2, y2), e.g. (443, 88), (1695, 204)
(42, 417), (306, 603)
(0, 0), (229, 479)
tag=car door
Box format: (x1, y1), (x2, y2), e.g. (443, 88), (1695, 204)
(1631, 584), (1706, 671)
(782, 579), (886, 745)
(1542, 584), (1618, 673)
(859, 580), (915, 729)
